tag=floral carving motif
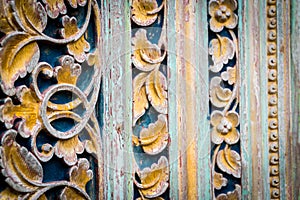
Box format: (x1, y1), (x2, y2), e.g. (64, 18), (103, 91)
(209, 0), (240, 198)
(131, 1), (168, 199)
(209, 0), (238, 32)
(0, 0), (101, 198)
(211, 110), (240, 145)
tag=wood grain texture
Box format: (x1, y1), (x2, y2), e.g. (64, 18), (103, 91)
(102, 0), (133, 199)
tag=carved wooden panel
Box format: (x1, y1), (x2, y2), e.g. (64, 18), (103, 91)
(0, 0), (297, 199)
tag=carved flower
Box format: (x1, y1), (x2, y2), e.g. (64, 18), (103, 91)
(55, 136), (84, 166)
(221, 66), (236, 85)
(209, 0), (238, 32)
(61, 16), (90, 63)
(211, 110), (239, 144)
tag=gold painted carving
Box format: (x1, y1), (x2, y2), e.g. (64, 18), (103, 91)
(267, 0), (280, 198)
(0, 0), (102, 198)
(208, 0), (241, 198)
(131, 0), (169, 199)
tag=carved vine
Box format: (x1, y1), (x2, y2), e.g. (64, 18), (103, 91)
(0, 0), (102, 199)
(131, 0), (169, 199)
(208, 0), (241, 199)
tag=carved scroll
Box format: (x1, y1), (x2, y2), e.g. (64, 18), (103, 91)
(267, 0), (280, 198)
(131, 0), (169, 199)
(208, 0), (241, 199)
(0, 0), (102, 199)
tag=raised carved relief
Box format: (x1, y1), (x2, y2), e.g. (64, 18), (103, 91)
(208, 0), (241, 198)
(267, 0), (280, 198)
(0, 0), (102, 199)
(131, 0), (169, 199)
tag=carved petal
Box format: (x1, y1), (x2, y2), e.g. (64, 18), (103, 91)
(60, 158), (92, 199)
(55, 55), (81, 85)
(0, 130), (43, 193)
(139, 114), (169, 155)
(210, 77), (232, 108)
(0, 33), (40, 95)
(209, 35), (235, 73)
(42, 0), (67, 19)
(61, 16), (90, 63)
(213, 172), (228, 190)
(67, 0), (87, 8)
(217, 147), (241, 178)
(133, 73), (149, 126)
(0, 87), (41, 138)
(135, 156), (169, 198)
(131, 0), (160, 26)
(146, 70), (168, 114)
(216, 184), (241, 200)
(55, 136), (84, 166)
(132, 29), (164, 71)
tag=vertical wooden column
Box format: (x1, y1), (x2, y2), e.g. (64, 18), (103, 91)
(102, 0), (133, 199)
(168, 1), (210, 199)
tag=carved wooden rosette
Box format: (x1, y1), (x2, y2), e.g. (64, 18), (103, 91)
(267, 0), (280, 198)
(0, 0), (102, 199)
(208, 0), (241, 199)
(131, 0), (169, 199)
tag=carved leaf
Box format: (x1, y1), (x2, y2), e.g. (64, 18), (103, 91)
(0, 87), (41, 138)
(210, 77), (232, 108)
(0, 188), (23, 199)
(139, 114), (169, 155)
(61, 16), (90, 63)
(217, 147), (241, 178)
(14, 0), (48, 33)
(135, 156), (169, 198)
(146, 69), (168, 114)
(42, 0), (67, 19)
(209, 35), (235, 73)
(0, 130), (43, 193)
(0, 33), (40, 95)
(216, 184), (241, 200)
(132, 29), (165, 72)
(133, 73), (149, 126)
(131, 0), (162, 26)
(0, 2), (18, 33)
(213, 172), (228, 190)
(60, 158), (93, 199)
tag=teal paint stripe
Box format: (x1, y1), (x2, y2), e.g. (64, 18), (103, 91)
(277, 0), (289, 198)
(259, 0), (271, 198)
(102, 0), (111, 198)
(167, 0), (179, 199)
(196, 1), (211, 199)
(123, 1), (134, 199)
(291, 0), (300, 197)
(238, 0), (253, 198)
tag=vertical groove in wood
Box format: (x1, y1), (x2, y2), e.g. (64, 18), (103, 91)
(197, 0), (211, 199)
(239, 0), (270, 198)
(277, 0), (291, 199)
(168, 0), (210, 199)
(167, 0), (179, 199)
(102, 0), (133, 199)
(291, 0), (300, 198)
